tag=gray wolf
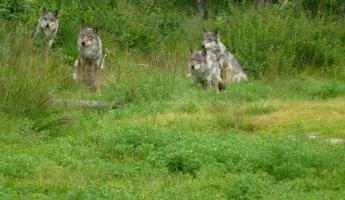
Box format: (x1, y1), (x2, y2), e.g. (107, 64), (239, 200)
(32, 8), (59, 48)
(188, 49), (225, 91)
(73, 25), (105, 91)
(202, 29), (248, 84)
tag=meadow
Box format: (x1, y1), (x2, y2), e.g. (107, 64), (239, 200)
(1, 0), (345, 199)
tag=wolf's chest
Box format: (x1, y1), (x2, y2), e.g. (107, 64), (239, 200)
(39, 27), (57, 39)
(80, 46), (101, 61)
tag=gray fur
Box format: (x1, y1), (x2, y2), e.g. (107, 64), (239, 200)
(188, 49), (223, 91)
(73, 26), (105, 91)
(203, 30), (248, 83)
(32, 8), (59, 48)
(77, 26), (103, 62)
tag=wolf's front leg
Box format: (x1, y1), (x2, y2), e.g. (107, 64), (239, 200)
(191, 76), (198, 86)
(202, 80), (211, 90)
(93, 67), (101, 92)
(72, 59), (81, 82)
(47, 39), (54, 48)
(214, 79), (226, 93)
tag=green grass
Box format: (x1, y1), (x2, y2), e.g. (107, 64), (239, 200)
(1, 0), (345, 199)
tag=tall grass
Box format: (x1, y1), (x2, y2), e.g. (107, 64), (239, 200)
(0, 0), (345, 132)
(0, 2), (345, 198)
(0, 21), (72, 133)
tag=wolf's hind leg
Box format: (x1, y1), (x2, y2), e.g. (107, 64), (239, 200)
(202, 80), (211, 90)
(222, 62), (232, 84)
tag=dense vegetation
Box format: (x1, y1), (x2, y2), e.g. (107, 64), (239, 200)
(0, 0), (345, 199)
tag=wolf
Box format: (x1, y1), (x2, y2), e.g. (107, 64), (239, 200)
(73, 25), (105, 91)
(32, 8), (59, 48)
(188, 49), (225, 91)
(202, 29), (248, 84)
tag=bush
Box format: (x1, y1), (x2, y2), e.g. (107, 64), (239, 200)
(0, 0), (33, 19)
(165, 151), (201, 175)
(0, 25), (71, 133)
(226, 173), (272, 200)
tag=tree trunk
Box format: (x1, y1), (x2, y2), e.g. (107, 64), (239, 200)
(197, 0), (206, 17)
(254, 0), (264, 7)
(342, 0), (345, 27)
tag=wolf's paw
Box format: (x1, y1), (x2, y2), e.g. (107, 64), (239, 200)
(72, 72), (78, 81)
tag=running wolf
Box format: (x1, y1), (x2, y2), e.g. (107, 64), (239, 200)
(32, 8), (59, 48)
(202, 29), (248, 84)
(73, 25), (105, 91)
(188, 49), (225, 91)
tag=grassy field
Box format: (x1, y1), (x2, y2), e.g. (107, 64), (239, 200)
(1, 0), (345, 199)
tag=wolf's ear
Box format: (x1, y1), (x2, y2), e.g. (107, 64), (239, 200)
(80, 24), (86, 31)
(43, 7), (48, 14)
(54, 10), (59, 17)
(202, 49), (207, 57)
(93, 27), (100, 35)
(189, 48), (194, 54)
(214, 30), (219, 37)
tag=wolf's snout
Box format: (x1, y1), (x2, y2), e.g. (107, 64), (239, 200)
(191, 65), (195, 70)
(46, 24), (49, 28)
(81, 42), (86, 46)
(201, 45), (205, 49)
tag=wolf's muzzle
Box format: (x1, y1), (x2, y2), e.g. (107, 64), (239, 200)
(191, 65), (195, 70)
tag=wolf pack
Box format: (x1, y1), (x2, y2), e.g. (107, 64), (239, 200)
(32, 8), (247, 92)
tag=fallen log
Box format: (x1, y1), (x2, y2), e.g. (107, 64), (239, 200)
(54, 99), (109, 109)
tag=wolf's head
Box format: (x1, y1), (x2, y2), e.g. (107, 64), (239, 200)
(188, 49), (208, 71)
(202, 28), (219, 51)
(39, 7), (58, 31)
(78, 26), (100, 48)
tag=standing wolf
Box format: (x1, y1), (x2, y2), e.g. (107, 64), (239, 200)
(202, 29), (248, 84)
(32, 8), (59, 48)
(188, 49), (225, 91)
(73, 25), (105, 91)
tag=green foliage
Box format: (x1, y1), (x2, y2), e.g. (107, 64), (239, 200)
(0, 0), (33, 19)
(0, 154), (37, 178)
(0, 23), (71, 133)
(309, 80), (345, 99)
(211, 6), (344, 77)
(226, 173), (272, 200)
(1, 1), (345, 199)
(165, 151), (201, 175)
(301, 0), (345, 17)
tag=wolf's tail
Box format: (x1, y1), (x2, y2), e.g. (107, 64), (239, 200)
(234, 73), (248, 83)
